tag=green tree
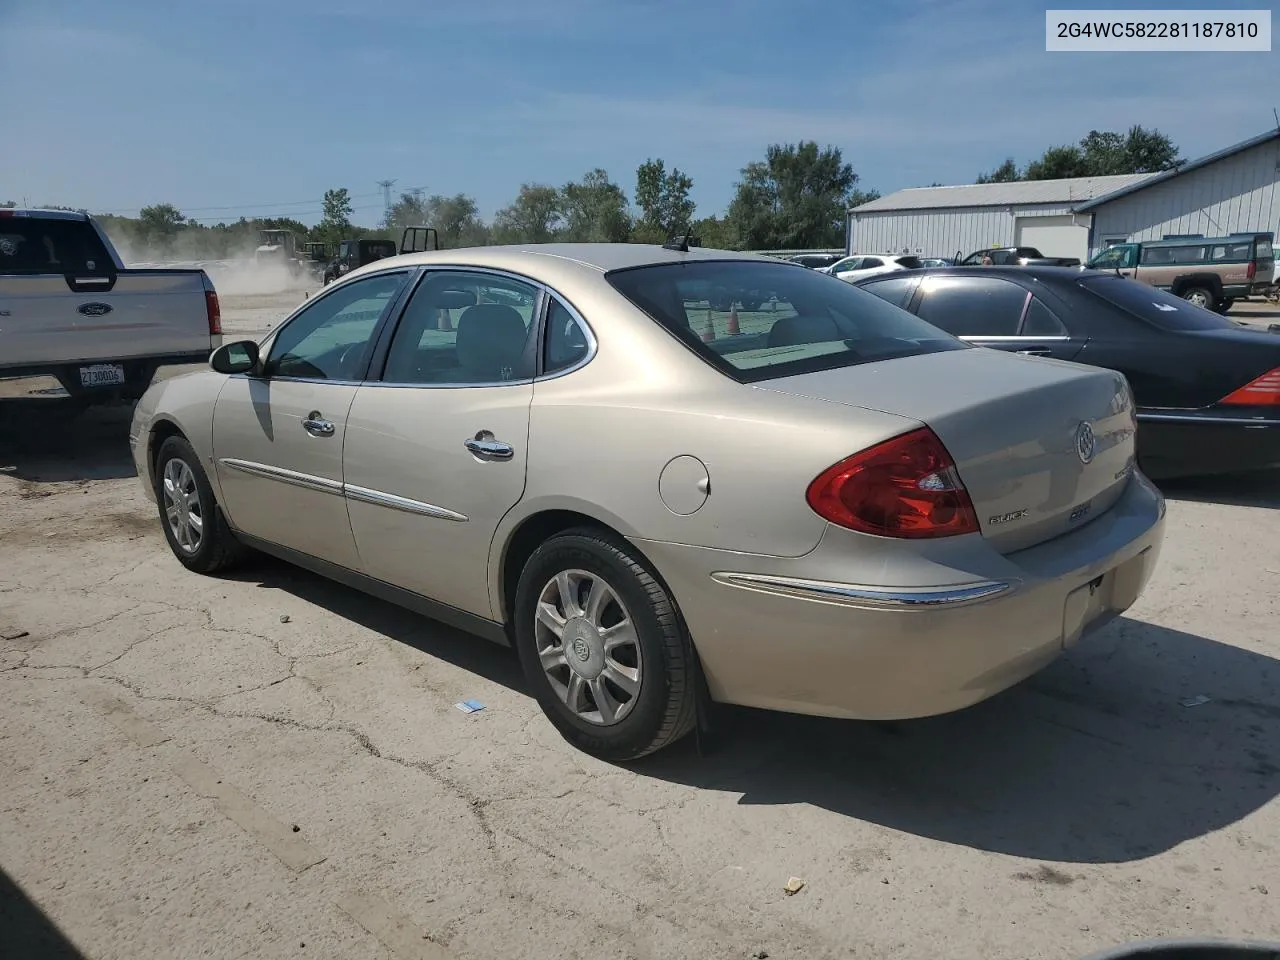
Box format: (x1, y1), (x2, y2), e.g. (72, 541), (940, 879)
(320, 187), (353, 230)
(976, 158), (1020, 183)
(689, 215), (739, 250)
(491, 184), (563, 243)
(385, 191), (428, 232)
(422, 193), (490, 248)
(726, 141), (858, 249)
(1024, 144), (1089, 180)
(1111, 125), (1180, 173)
(137, 203), (187, 253)
(559, 169), (631, 242)
(633, 159), (695, 242)
(1024, 126), (1179, 180)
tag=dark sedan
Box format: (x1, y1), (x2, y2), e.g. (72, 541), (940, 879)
(853, 266), (1280, 479)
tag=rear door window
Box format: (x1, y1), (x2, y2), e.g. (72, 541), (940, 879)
(914, 275), (1029, 336)
(859, 257), (885, 269)
(0, 216), (114, 274)
(1021, 296), (1069, 336)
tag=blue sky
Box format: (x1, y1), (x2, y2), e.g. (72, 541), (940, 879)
(2, 0), (1274, 226)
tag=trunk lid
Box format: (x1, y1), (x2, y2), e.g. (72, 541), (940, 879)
(760, 347), (1137, 553)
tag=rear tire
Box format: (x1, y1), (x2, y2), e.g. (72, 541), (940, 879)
(1181, 286), (1216, 310)
(154, 435), (247, 574)
(512, 528), (696, 760)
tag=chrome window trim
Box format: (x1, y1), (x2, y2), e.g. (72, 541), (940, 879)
(229, 375), (366, 386)
(369, 378), (537, 390)
(220, 458), (344, 495)
(962, 335), (1070, 343)
(710, 571), (1014, 609)
(345, 484), (468, 521)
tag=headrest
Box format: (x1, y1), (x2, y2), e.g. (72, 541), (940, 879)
(455, 304), (529, 380)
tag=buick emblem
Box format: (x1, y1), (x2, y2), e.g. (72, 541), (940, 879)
(571, 637), (591, 662)
(1075, 421), (1096, 464)
(78, 302), (113, 317)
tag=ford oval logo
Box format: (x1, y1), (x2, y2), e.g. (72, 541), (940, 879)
(78, 302), (113, 317)
(1075, 421), (1096, 464)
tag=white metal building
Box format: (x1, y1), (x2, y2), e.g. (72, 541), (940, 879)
(847, 129), (1280, 261)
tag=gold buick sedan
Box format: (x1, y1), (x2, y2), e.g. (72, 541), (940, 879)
(131, 243), (1166, 759)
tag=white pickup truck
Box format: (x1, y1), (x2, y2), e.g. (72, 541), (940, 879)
(0, 209), (221, 408)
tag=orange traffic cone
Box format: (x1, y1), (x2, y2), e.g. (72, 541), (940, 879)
(726, 308), (741, 335)
(438, 308), (453, 332)
(702, 308), (717, 342)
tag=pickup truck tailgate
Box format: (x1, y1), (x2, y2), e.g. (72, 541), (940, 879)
(0, 271), (213, 368)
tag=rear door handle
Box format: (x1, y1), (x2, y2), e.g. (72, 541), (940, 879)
(465, 431), (514, 462)
(302, 411), (335, 436)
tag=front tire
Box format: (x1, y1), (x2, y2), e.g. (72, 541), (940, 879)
(512, 529), (697, 760)
(154, 435), (247, 574)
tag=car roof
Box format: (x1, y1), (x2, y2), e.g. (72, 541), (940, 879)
(366, 243), (785, 274)
(852, 264), (1088, 284)
(1141, 235), (1253, 249)
(0, 208), (90, 221)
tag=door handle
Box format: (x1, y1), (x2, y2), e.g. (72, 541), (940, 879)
(465, 430), (514, 462)
(1016, 348), (1051, 356)
(302, 411), (335, 436)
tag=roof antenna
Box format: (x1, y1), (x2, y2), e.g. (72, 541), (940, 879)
(1273, 106), (1279, 131)
(663, 225), (694, 253)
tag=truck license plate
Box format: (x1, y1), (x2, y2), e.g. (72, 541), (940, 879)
(79, 363), (126, 387)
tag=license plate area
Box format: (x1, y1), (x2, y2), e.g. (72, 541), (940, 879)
(1061, 548), (1152, 649)
(79, 363), (126, 387)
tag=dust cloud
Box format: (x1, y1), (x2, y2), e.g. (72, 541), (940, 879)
(111, 237), (321, 297)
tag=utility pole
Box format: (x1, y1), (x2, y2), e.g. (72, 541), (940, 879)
(376, 179), (397, 224)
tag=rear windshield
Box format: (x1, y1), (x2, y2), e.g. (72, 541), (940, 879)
(1078, 274), (1236, 332)
(605, 260), (968, 383)
(0, 216), (115, 274)
(367, 242), (397, 259)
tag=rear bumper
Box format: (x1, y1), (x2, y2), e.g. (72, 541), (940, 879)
(1137, 409), (1280, 479)
(637, 473), (1165, 720)
(0, 350), (213, 400)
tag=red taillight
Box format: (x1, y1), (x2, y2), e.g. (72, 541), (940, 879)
(1220, 367), (1280, 406)
(1247, 261), (1256, 280)
(205, 289), (222, 335)
(806, 427), (980, 539)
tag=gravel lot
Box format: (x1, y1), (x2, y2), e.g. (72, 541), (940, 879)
(2, 290), (1279, 960)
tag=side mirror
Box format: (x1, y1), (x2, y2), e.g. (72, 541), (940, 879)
(210, 340), (260, 375)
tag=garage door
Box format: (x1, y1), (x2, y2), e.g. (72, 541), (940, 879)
(1014, 215), (1089, 261)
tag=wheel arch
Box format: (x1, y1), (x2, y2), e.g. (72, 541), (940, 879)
(492, 504), (684, 636)
(146, 416), (188, 490)
(1171, 272), (1223, 297)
